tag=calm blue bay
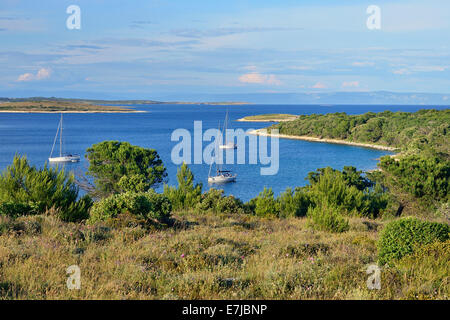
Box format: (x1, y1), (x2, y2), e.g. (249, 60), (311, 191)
(0, 104), (446, 202)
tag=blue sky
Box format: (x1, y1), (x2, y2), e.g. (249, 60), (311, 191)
(1, 0), (450, 100)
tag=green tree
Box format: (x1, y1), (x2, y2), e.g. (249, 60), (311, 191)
(85, 141), (167, 197)
(0, 155), (91, 222)
(163, 162), (202, 211)
(277, 187), (310, 218)
(254, 187), (279, 217)
(307, 201), (350, 233)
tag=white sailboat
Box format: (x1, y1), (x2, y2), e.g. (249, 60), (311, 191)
(208, 121), (237, 184)
(49, 114), (80, 163)
(219, 110), (237, 149)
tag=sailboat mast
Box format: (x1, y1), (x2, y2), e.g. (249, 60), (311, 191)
(214, 121), (222, 174)
(223, 110), (228, 145)
(60, 114), (63, 157)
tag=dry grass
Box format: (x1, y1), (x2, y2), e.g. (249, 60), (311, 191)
(0, 213), (448, 300)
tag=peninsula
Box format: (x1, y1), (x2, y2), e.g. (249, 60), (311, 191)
(0, 100), (142, 113)
(245, 109), (449, 155)
(0, 97), (250, 113)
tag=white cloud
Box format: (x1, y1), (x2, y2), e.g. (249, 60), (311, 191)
(342, 81), (360, 88)
(311, 82), (327, 89)
(17, 68), (51, 82)
(17, 73), (34, 82)
(36, 68), (51, 80)
(238, 72), (281, 85)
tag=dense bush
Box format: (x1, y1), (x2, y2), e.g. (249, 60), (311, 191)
(0, 202), (36, 218)
(163, 163), (202, 211)
(196, 188), (244, 214)
(378, 217), (450, 265)
(86, 141), (167, 196)
(0, 155), (91, 222)
(379, 155), (449, 202)
(253, 187), (279, 217)
(307, 166), (372, 191)
(245, 166), (392, 220)
(306, 167), (390, 218)
(89, 190), (172, 224)
(307, 202), (349, 233)
(276, 187), (310, 218)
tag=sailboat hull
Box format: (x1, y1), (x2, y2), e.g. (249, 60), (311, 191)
(219, 143), (237, 149)
(49, 155), (80, 163)
(208, 174), (236, 184)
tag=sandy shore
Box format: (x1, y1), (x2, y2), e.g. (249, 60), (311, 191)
(237, 117), (298, 122)
(248, 129), (398, 151)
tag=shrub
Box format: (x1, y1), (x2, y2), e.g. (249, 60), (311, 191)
(0, 155), (91, 222)
(307, 167), (371, 216)
(277, 187), (310, 218)
(196, 188), (244, 214)
(89, 190), (172, 224)
(163, 163), (202, 211)
(307, 202), (350, 233)
(0, 202), (36, 218)
(305, 167), (391, 218)
(378, 217), (450, 265)
(253, 187), (279, 217)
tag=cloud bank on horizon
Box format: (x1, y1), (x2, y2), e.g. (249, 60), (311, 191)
(1, 0), (450, 101)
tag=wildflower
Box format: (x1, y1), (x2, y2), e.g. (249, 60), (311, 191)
(180, 253), (185, 258)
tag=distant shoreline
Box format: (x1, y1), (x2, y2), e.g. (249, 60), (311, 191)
(0, 110), (146, 114)
(248, 129), (398, 151)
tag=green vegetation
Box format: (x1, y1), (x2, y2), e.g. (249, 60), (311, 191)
(85, 141), (167, 197)
(163, 163), (202, 211)
(267, 109), (450, 217)
(0, 108), (448, 300)
(379, 155), (449, 203)
(89, 190), (172, 225)
(307, 202), (350, 233)
(270, 109), (449, 157)
(0, 156), (91, 222)
(378, 217), (450, 266)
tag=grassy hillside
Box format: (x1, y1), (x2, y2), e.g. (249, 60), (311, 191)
(1, 213), (448, 299)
